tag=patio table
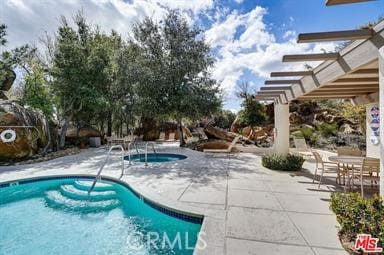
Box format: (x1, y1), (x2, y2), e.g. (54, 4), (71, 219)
(328, 156), (377, 190)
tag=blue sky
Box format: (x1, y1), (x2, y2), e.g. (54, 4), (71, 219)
(1, 0), (383, 111)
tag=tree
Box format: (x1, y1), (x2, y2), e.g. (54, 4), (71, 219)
(0, 24), (35, 98)
(237, 82), (266, 127)
(20, 56), (54, 118)
(132, 11), (222, 145)
(213, 110), (237, 130)
(50, 14), (111, 148)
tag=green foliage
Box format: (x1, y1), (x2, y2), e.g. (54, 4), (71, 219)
(2, 11), (222, 147)
(0, 24), (34, 84)
(262, 154), (305, 171)
(330, 193), (384, 247)
(213, 110), (236, 130)
(0, 24), (6, 46)
(238, 98), (266, 127)
(340, 102), (366, 133)
(318, 122), (338, 138)
(132, 11), (221, 145)
(299, 127), (314, 140)
(20, 58), (54, 118)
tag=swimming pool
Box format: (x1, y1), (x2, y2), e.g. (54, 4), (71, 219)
(0, 177), (202, 255)
(125, 153), (187, 163)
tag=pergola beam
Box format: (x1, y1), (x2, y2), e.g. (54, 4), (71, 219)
(350, 68), (378, 74)
(297, 29), (373, 43)
(333, 77), (379, 83)
(282, 53), (339, 62)
(322, 83), (378, 87)
(326, 0), (375, 6)
(297, 96), (355, 100)
(270, 71), (313, 77)
(265, 80), (301, 85)
(260, 86), (291, 91)
(319, 86), (378, 91)
(257, 92), (285, 95)
(254, 96), (278, 100)
(306, 91), (371, 96)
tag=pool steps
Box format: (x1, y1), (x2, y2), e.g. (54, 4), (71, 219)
(60, 185), (117, 201)
(44, 180), (120, 213)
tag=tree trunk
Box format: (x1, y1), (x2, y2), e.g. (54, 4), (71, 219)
(107, 111), (112, 137)
(178, 119), (185, 147)
(120, 119), (123, 137)
(59, 118), (70, 149)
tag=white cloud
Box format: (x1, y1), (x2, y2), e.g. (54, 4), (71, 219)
(205, 6), (337, 99)
(1, 0), (214, 49)
(156, 0), (213, 15)
(1, 1), (338, 110)
(234, 0), (244, 4)
(283, 30), (296, 39)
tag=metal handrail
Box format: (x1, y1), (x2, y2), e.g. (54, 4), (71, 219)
(145, 142), (157, 166)
(126, 142), (141, 165)
(88, 145), (124, 194)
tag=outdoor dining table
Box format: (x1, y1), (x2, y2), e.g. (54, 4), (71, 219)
(328, 155), (377, 190)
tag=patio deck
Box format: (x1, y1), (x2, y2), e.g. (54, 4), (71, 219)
(0, 144), (347, 255)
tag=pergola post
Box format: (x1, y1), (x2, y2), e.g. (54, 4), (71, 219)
(274, 103), (290, 155)
(379, 46), (384, 197)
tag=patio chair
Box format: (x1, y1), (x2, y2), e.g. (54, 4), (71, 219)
(354, 158), (380, 196)
(312, 151), (343, 188)
(157, 132), (166, 141)
(291, 138), (312, 158)
(203, 136), (240, 153)
(337, 147), (363, 156)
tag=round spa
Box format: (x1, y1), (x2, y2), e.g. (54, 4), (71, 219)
(125, 153), (187, 163)
(0, 177), (202, 255)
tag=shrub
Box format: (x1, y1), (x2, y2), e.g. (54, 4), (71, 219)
(330, 192), (384, 251)
(262, 154), (305, 171)
(213, 110), (237, 130)
(299, 127), (314, 140)
(318, 122), (338, 137)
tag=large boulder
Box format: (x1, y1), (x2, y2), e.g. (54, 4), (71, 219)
(0, 101), (57, 161)
(195, 140), (231, 151)
(66, 125), (101, 138)
(0, 70), (16, 100)
(204, 125), (238, 142)
(65, 124), (101, 146)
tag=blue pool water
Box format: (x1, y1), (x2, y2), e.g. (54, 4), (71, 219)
(0, 177), (202, 255)
(125, 153), (187, 163)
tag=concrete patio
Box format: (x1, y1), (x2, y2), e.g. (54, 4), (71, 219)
(0, 143), (347, 255)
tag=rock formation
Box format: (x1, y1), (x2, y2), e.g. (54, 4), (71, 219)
(0, 101), (57, 160)
(0, 70), (16, 100)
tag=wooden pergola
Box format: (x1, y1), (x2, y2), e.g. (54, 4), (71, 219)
(256, 21), (383, 104)
(254, 0), (384, 196)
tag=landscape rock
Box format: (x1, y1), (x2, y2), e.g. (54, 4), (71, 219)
(289, 112), (304, 124)
(0, 101), (57, 160)
(339, 123), (355, 134)
(66, 125), (101, 138)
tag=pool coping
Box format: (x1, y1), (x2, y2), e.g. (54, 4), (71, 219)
(0, 174), (203, 224)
